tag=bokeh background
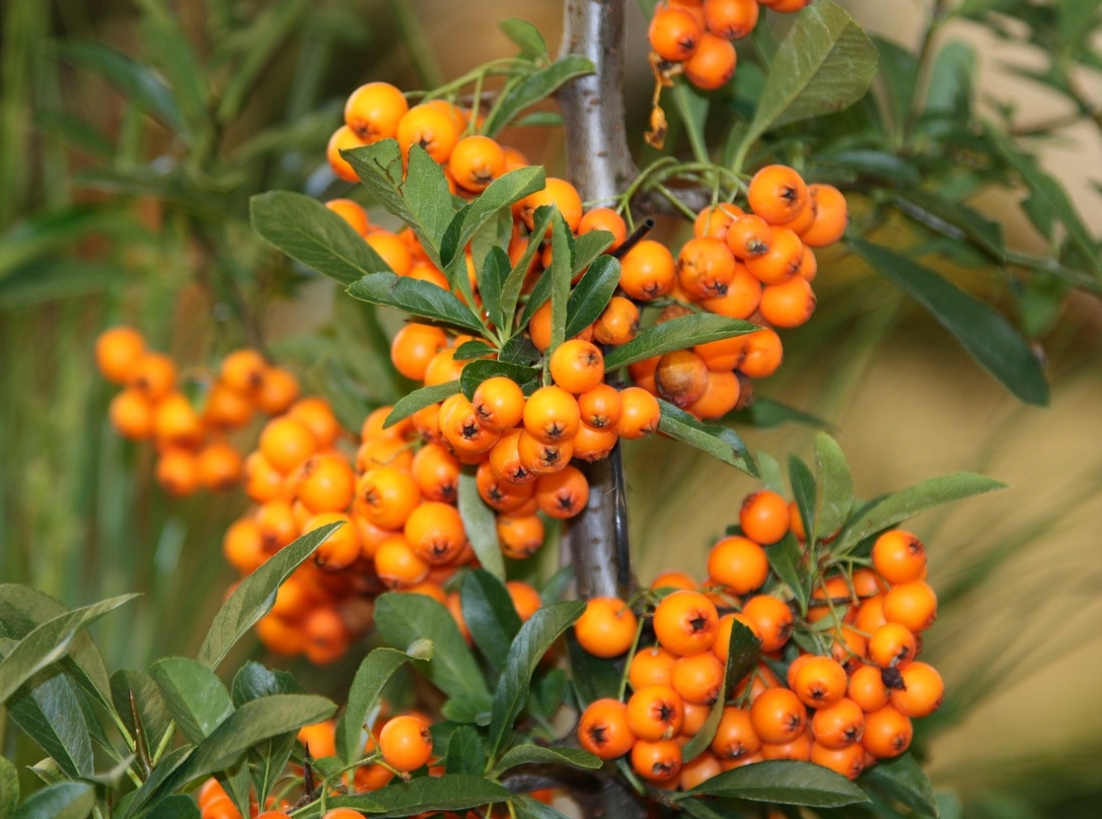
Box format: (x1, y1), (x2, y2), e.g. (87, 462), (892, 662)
(1, 1), (1099, 816)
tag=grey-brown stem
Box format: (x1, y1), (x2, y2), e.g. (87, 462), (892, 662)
(558, 0), (638, 602)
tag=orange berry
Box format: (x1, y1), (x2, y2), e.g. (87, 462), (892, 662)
(747, 164), (809, 226)
(890, 661), (944, 717)
(862, 705), (912, 759)
(219, 348), (267, 396)
(523, 385), (581, 444)
(872, 530), (928, 585)
(745, 226), (804, 284)
(704, 0), (759, 39)
(592, 296), (640, 346)
(108, 388), (155, 440)
(325, 198), (370, 234)
(127, 351), (176, 401)
(506, 580), (542, 622)
(739, 490), (790, 545)
(631, 738), (683, 782)
(847, 663), (891, 713)
(869, 623), (918, 669)
(303, 605), (349, 665)
(404, 501), (466, 565)
(448, 135), (506, 192)
(759, 275), (817, 328)
(197, 440), (244, 492)
(882, 581), (938, 633)
(707, 535), (768, 594)
(496, 513), (545, 559)
(653, 590), (719, 656)
(792, 655), (849, 709)
(619, 240), (676, 301)
(356, 465), (421, 530)
(155, 448), (200, 497)
(379, 714), (433, 771)
(627, 684), (685, 741)
(471, 376), (526, 433)
(749, 687), (807, 744)
(391, 324), (449, 382)
(95, 326), (146, 384)
(549, 339), (605, 395)
(811, 697), (865, 749)
(811, 741), (865, 780)
(578, 699), (636, 759)
(684, 32), (737, 90)
(575, 597), (638, 658)
(260, 417), (318, 474)
(396, 104), (461, 164)
(203, 381), (254, 430)
(671, 651), (724, 705)
(613, 387), (661, 439)
(711, 706), (761, 760)
(411, 443), (460, 503)
(738, 328), (783, 379)
(515, 178), (583, 233)
(629, 645), (678, 689)
(534, 465), (589, 519)
(375, 535), (430, 588)
(741, 594), (793, 653)
(296, 453), (356, 513)
(649, 7), (702, 61)
(678, 237), (737, 300)
(799, 184), (849, 247)
(578, 207), (628, 250)
(327, 124), (366, 183)
(255, 367), (299, 416)
(345, 81), (408, 143)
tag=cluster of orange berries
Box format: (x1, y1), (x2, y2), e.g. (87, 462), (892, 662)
(573, 489), (943, 788)
(648, 0), (811, 91)
(195, 712), (435, 819)
(95, 327), (299, 497)
(625, 165), (848, 418)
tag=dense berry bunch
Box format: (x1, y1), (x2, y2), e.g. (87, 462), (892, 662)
(95, 328), (299, 497)
(648, 0), (812, 91)
(574, 489), (943, 788)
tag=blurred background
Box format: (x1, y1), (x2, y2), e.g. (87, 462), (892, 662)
(0, 1), (1099, 817)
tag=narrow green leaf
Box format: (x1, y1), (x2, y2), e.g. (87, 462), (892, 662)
(487, 601), (586, 761)
(499, 18), (549, 59)
(440, 693), (494, 726)
(479, 246), (513, 333)
(500, 334), (541, 366)
(872, 36), (919, 136)
(892, 191), (1006, 262)
(458, 167), (546, 250)
(458, 472), (507, 582)
(729, 399), (831, 430)
(859, 753), (939, 818)
(374, 593), (490, 700)
(734, 1), (877, 167)
(454, 340), (499, 361)
(140, 794), (198, 819)
(832, 473), (1006, 557)
(384, 382), (461, 428)
(924, 41), (974, 117)
(58, 41), (186, 134)
(111, 669), (171, 755)
(656, 400), (758, 476)
(186, 695), (336, 778)
(814, 433), (853, 540)
(571, 230), (616, 277)
(564, 256), (620, 340)
(337, 646), (426, 764)
(548, 213), (573, 353)
(342, 140), (452, 268)
(0, 594), (137, 706)
(0, 756), (17, 819)
(502, 206), (555, 328)
(681, 620), (760, 763)
(484, 55), (595, 136)
(231, 662), (303, 706)
(603, 315), (757, 370)
(459, 360), (540, 401)
(769, 534), (810, 615)
(679, 759), (871, 806)
(5, 674), (92, 779)
(788, 455), (817, 546)
(150, 657), (234, 744)
(196, 524), (340, 669)
(229, 663), (303, 807)
(849, 239), (1050, 405)
(12, 782), (93, 819)
(120, 746), (194, 819)
(494, 744), (600, 774)
(460, 570), (522, 673)
(348, 273), (485, 334)
(986, 123), (1102, 282)
(251, 191), (391, 286)
(314, 775), (508, 818)
(444, 726), (486, 775)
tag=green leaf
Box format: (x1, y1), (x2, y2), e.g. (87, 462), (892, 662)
(548, 213), (574, 353)
(892, 191), (1006, 262)
(515, 796), (572, 819)
(229, 663), (303, 807)
(250, 191), (392, 286)
(656, 400), (758, 476)
(348, 273), (485, 334)
(873, 36), (919, 135)
(832, 472), (1006, 557)
(313, 775), (508, 818)
(374, 593), (490, 700)
(457, 167), (546, 251)
(849, 239), (1050, 405)
(150, 657), (234, 744)
(440, 693), (494, 726)
(499, 18), (549, 59)
(444, 726), (486, 775)
(58, 41), (186, 134)
(384, 381), (462, 428)
(679, 759), (870, 806)
(186, 694), (336, 778)
(459, 360), (540, 400)
(12, 782), (93, 819)
(734, 1), (878, 168)
(458, 472), (507, 583)
(494, 744), (600, 774)
(859, 753), (939, 818)
(342, 140), (454, 268)
(111, 669), (172, 755)
(0, 756), (17, 819)
(571, 229), (616, 274)
(924, 41), (975, 118)
(0, 594), (137, 707)
(454, 340), (499, 361)
(196, 523), (340, 669)
(231, 662), (303, 706)
(142, 794), (199, 819)
(484, 55), (595, 136)
(460, 570), (522, 674)
(603, 314), (757, 370)
(565, 256), (620, 340)
(681, 620), (761, 764)
(565, 633), (621, 707)
(486, 601), (585, 761)
(120, 746), (194, 819)
(814, 433), (853, 539)
(479, 246), (513, 333)
(986, 123), (1102, 283)
(788, 455), (817, 546)
(5, 673), (92, 780)
(768, 534), (809, 615)
(504, 206), (555, 328)
(337, 646), (427, 764)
